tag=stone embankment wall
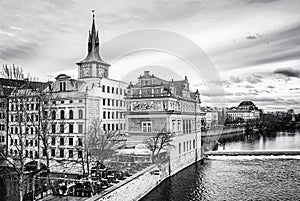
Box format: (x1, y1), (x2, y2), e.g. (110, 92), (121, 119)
(86, 163), (169, 201)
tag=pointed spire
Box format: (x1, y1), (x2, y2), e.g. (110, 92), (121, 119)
(77, 10), (110, 66)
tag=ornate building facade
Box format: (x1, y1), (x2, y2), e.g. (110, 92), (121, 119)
(125, 71), (202, 174)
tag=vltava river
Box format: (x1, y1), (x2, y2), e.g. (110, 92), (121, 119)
(141, 131), (300, 201)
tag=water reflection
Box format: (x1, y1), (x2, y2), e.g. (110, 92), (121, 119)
(217, 130), (300, 151)
(142, 131), (300, 201)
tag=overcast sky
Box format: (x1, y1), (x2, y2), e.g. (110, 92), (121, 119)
(0, 0), (299, 112)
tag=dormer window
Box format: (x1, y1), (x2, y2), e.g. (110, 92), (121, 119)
(60, 82), (66, 91)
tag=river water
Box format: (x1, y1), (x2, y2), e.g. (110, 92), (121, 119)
(141, 130), (300, 201)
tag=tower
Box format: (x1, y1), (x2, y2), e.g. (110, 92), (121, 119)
(76, 11), (110, 79)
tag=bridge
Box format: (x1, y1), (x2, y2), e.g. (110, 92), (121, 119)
(205, 150), (300, 156)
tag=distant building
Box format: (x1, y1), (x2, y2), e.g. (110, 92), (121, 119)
(200, 106), (219, 130)
(227, 101), (260, 121)
(125, 71), (202, 172)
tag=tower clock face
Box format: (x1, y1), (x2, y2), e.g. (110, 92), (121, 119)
(98, 68), (104, 77)
(82, 68), (90, 77)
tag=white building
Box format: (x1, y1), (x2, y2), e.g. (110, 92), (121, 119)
(227, 101), (260, 121)
(6, 14), (127, 165)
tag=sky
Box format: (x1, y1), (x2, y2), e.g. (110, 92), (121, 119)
(0, 0), (299, 112)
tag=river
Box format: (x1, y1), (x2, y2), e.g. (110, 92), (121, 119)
(141, 130), (300, 201)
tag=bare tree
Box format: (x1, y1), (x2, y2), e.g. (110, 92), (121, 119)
(76, 118), (124, 177)
(1, 64), (24, 80)
(143, 131), (174, 163)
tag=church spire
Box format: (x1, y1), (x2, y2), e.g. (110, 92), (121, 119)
(77, 10), (108, 65)
(77, 10), (110, 79)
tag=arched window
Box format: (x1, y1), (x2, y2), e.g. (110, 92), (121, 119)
(78, 109), (83, 119)
(69, 110), (73, 119)
(60, 110), (65, 120)
(52, 111), (56, 120)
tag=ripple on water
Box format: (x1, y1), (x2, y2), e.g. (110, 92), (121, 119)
(141, 158), (300, 201)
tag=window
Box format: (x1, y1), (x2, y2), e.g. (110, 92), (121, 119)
(107, 124), (110, 131)
(51, 137), (55, 145)
(103, 124), (106, 131)
(112, 87), (114, 94)
(35, 140), (38, 147)
(103, 111), (106, 119)
(69, 124), (73, 133)
(107, 86), (110, 93)
(78, 138), (83, 146)
(116, 100), (118, 107)
(78, 110), (83, 119)
(60, 82), (66, 91)
(52, 111), (56, 120)
(179, 143), (181, 154)
(142, 122), (152, 133)
(51, 124), (56, 133)
(31, 104), (34, 110)
(11, 104), (14, 111)
(116, 112), (119, 119)
(103, 99), (106, 106)
(14, 139), (18, 145)
(120, 88), (122, 95)
(60, 110), (65, 119)
(116, 88), (118, 94)
(112, 112), (114, 119)
(60, 125), (64, 133)
(107, 99), (110, 106)
(183, 141), (186, 152)
(112, 100), (114, 107)
(112, 124), (114, 131)
(51, 149), (55, 157)
(69, 110), (73, 119)
(31, 127), (34, 134)
(116, 124), (119, 130)
(15, 127), (18, 134)
(79, 99), (83, 103)
(78, 124), (83, 133)
(69, 150), (73, 158)
(78, 150), (83, 158)
(193, 139), (195, 149)
(60, 138), (64, 146)
(59, 149), (64, 157)
(69, 138), (73, 146)
(102, 85), (105, 92)
(108, 112), (110, 119)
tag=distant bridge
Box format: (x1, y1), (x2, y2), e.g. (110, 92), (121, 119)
(205, 150), (300, 156)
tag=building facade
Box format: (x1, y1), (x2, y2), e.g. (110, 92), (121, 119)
(125, 71), (202, 174)
(3, 15), (127, 171)
(227, 101), (260, 121)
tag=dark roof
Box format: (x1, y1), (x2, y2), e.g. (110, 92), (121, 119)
(0, 78), (48, 97)
(238, 101), (255, 107)
(77, 16), (109, 66)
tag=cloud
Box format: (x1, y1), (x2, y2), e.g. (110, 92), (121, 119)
(267, 85), (275, 89)
(229, 76), (243, 83)
(246, 35), (257, 40)
(246, 0), (279, 4)
(247, 74), (263, 84)
(273, 67), (300, 78)
(289, 88), (300, 91)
